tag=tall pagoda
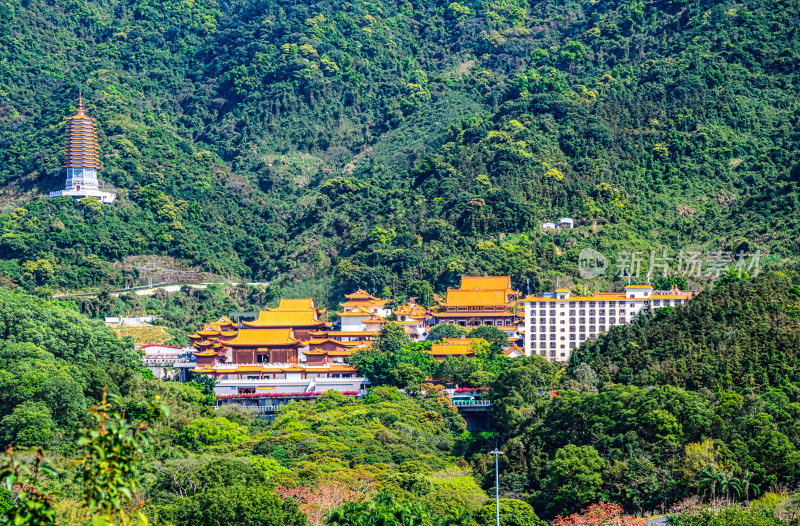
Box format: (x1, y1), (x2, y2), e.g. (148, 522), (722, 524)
(49, 93), (116, 204)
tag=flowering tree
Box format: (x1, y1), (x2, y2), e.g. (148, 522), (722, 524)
(553, 502), (639, 526)
(276, 478), (375, 526)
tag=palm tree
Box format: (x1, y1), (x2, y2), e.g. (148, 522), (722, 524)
(713, 472), (743, 504)
(698, 468), (718, 506)
(741, 471), (761, 505)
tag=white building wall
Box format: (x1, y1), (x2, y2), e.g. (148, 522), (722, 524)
(522, 287), (691, 363)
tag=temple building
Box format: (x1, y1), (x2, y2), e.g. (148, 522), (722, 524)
(242, 298), (331, 341)
(433, 276), (519, 328)
(330, 290), (430, 342)
(522, 285), (694, 362)
(393, 298), (431, 340)
(189, 301), (362, 387)
(426, 338), (480, 361)
(49, 94), (116, 204)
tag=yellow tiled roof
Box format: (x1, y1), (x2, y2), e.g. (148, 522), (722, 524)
(221, 328), (300, 346)
(460, 276), (512, 290)
(275, 298), (316, 310)
(443, 288), (509, 306)
(428, 343), (473, 355)
(243, 310), (324, 328)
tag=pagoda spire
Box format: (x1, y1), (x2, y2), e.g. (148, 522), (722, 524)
(48, 91), (116, 204)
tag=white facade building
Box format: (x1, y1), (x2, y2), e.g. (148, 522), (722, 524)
(522, 285), (693, 362)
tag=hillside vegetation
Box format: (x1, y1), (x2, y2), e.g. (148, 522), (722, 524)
(569, 270), (800, 393)
(1, 0), (798, 300)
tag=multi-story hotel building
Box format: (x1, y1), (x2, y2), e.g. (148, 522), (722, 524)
(522, 285), (693, 362)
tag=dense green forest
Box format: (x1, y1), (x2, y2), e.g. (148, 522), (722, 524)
(5, 271), (800, 524)
(1, 0), (798, 302)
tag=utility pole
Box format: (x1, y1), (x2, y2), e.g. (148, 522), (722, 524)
(489, 447), (504, 526)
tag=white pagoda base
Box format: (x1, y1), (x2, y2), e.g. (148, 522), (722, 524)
(50, 188), (116, 204)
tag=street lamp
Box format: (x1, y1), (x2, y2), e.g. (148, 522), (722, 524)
(489, 447), (504, 526)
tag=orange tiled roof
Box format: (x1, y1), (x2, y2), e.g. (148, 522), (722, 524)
(443, 288), (510, 306)
(243, 310), (325, 328)
(523, 291), (692, 302)
(344, 288), (378, 300)
(503, 343), (525, 356)
(428, 342), (473, 355)
(221, 328), (300, 346)
(460, 276), (512, 291)
(275, 298), (317, 310)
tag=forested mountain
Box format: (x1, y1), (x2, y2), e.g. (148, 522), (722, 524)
(568, 270), (800, 393)
(1, 0), (798, 299)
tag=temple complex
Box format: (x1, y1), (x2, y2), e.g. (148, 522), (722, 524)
(327, 289), (431, 342)
(49, 94), (116, 204)
(433, 276), (519, 327)
(190, 301), (361, 384)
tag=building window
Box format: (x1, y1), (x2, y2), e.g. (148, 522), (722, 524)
(560, 344), (565, 349)
(579, 317), (586, 324)
(550, 350), (556, 357)
(599, 326), (606, 332)
(569, 342), (576, 349)
(569, 334), (576, 340)
(569, 301), (576, 307)
(589, 325), (596, 332)
(652, 300), (661, 306)
(560, 320), (566, 325)
(579, 301), (586, 306)
(549, 326), (556, 333)
(589, 301), (596, 307)
(539, 310), (546, 316)
(540, 334), (546, 340)
(599, 317), (606, 324)
(569, 317), (576, 324)
(550, 318), (556, 325)
(579, 334), (586, 340)
(539, 343), (546, 348)
(609, 317), (616, 324)
(569, 326), (576, 333)
(589, 309), (596, 316)
(609, 309), (616, 315)
(540, 326), (547, 333)
(550, 342), (556, 348)
(569, 309), (576, 316)
(619, 309), (626, 315)
(550, 310), (556, 316)
(560, 303), (566, 308)
(599, 309), (606, 316)
(590, 334), (596, 339)
(579, 309), (586, 316)
(599, 301), (605, 307)
(579, 325), (586, 332)
(540, 318), (546, 325)
(664, 300), (671, 306)
(630, 303), (635, 307)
